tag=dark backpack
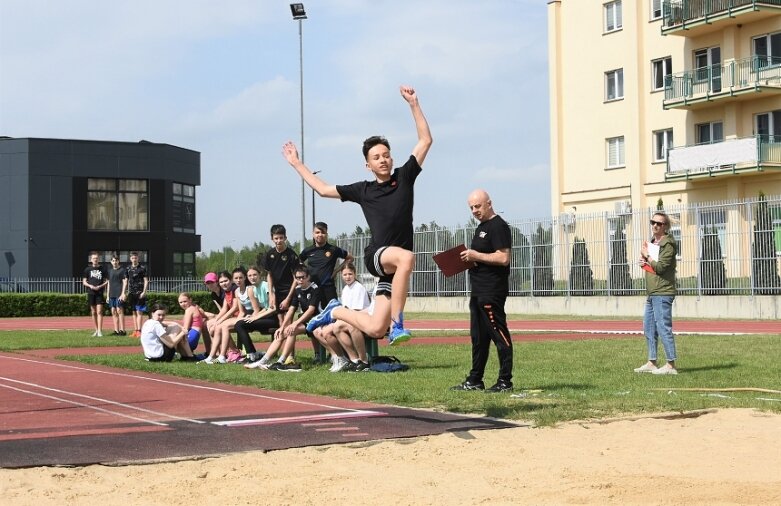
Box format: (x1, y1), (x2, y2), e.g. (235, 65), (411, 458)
(369, 355), (409, 372)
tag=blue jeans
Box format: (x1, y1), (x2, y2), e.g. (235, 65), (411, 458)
(643, 295), (677, 362)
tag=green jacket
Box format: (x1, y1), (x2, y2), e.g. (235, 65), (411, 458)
(645, 234), (677, 296)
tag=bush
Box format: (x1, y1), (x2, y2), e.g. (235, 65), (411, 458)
(0, 292), (213, 318)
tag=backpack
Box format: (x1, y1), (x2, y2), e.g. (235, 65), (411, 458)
(369, 355), (409, 372)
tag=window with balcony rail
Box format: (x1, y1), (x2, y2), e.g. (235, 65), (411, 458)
(652, 57), (672, 91)
(696, 122), (724, 144)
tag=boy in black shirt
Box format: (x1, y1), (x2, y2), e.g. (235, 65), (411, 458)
(82, 251), (108, 337)
(125, 251), (149, 338)
(299, 222), (352, 304)
(261, 224), (300, 327)
(282, 85), (432, 345)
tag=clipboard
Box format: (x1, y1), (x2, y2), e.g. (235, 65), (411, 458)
(433, 245), (474, 277)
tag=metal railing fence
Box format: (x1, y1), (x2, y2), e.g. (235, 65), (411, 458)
(3, 195), (781, 298)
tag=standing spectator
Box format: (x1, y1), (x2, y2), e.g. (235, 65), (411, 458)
(261, 224), (299, 327)
(635, 211), (679, 375)
(82, 251), (108, 337)
(125, 251), (149, 338)
(299, 222), (352, 304)
(107, 254), (127, 336)
(451, 189), (514, 393)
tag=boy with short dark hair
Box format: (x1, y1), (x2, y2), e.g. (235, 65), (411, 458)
(125, 251), (149, 338)
(107, 254), (127, 336)
(261, 224), (299, 327)
(82, 251), (108, 337)
(282, 85), (432, 345)
(299, 222), (352, 304)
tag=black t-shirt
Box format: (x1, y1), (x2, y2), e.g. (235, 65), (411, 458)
(126, 264), (147, 294)
(83, 264), (108, 291)
(291, 282), (322, 316)
(336, 155), (421, 251)
(299, 242), (348, 288)
(261, 247), (300, 295)
(468, 215), (512, 297)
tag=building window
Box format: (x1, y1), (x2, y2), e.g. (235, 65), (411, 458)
(652, 57), (672, 91)
(699, 208), (727, 258)
(173, 182), (196, 234)
(653, 129), (673, 162)
(694, 47), (721, 91)
(756, 110), (781, 141)
(86, 250), (148, 266)
(753, 32), (781, 69)
(605, 69), (624, 101)
(604, 1), (622, 32)
(606, 136), (625, 169)
(696, 122), (724, 144)
(651, 0), (662, 20)
(87, 178), (149, 231)
(173, 252), (195, 277)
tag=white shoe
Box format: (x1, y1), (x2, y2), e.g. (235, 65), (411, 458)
(633, 362), (658, 373)
(201, 356), (215, 364)
(651, 365), (678, 375)
(216, 355), (228, 364)
(96, 331), (103, 337)
(244, 359), (268, 369)
(91, 330), (98, 337)
(329, 356), (347, 372)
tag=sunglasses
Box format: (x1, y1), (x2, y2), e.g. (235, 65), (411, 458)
(650, 220), (666, 226)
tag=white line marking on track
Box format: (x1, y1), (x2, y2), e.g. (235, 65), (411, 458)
(0, 375), (204, 425)
(0, 382), (169, 427)
(0, 354), (373, 414)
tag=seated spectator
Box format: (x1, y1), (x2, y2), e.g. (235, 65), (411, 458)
(173, 292), (210, 354)
(247, 265), (320, 371)
(202, 270), (243, 364)
(140, 303), (197, 362)
(236, 266), (278, 363)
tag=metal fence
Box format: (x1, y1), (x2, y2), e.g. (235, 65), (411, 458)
(334, 193), (781, 297)
(4, 194), (781, 298)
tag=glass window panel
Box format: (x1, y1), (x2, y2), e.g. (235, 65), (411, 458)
(173, 252), (183, 263)
(88, 192), (117, 230)
(118, 192), (149, 231)
(119, 179), (147, 192)
(173, 182), (182, 195)
(88, 178), (115, 191)
(183, 184), (195, 198)
(184, 252), (194, 263)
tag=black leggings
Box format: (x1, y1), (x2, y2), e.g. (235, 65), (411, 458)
(234, 316), (278, 354)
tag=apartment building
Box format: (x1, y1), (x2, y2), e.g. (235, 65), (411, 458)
(548, 0), (781, 216)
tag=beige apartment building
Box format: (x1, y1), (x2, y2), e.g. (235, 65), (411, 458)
(548, 0), (781, 217)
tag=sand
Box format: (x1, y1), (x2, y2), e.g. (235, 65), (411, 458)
(2, 408), (779, 505)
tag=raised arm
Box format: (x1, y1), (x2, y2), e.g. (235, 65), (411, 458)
(399, 85), (432, 166)
(282, 142), (340, 198)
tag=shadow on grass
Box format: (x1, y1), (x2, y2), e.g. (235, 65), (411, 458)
(680, 362), (738, 373)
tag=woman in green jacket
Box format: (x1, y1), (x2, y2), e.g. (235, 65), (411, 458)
(634, 211), (678, 375)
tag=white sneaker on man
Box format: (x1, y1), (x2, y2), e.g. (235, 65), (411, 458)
(651, 364), (678, 375)
(633, 362), (658, 373)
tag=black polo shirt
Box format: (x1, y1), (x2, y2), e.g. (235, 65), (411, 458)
(468, 215), (512, 297)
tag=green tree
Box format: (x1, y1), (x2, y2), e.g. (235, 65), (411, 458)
(531, 224), (554, 296)
(569, 237), (594, 296)
(609, 226), (633, 295)
(699, 226), (726, 295)
(752, 192), (781, 294)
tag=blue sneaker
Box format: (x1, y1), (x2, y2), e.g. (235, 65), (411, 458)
(305, 298), (341, 333)
(388, 313), (412, 345)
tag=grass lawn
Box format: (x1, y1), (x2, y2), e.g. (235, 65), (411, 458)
(1, 330), (779, 426)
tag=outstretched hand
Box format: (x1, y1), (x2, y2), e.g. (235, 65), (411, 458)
(399, 85), (418, 105)
(282, 141), (300, 165)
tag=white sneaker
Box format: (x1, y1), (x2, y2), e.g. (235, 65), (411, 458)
(91, 330), (98, 337)
(651, 365), (678, 375)
(329, 356), (346, 372)
(633, 362), (658, 373)
(96, 331), (103, 337)
(244, 359), (268, 369)
(216, 355), (228, 364)
(200, 356), (215, 365)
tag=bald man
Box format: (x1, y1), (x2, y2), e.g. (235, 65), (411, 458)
(450, 189), (514, 393)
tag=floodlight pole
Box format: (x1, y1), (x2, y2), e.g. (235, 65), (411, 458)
(291, 4), (308, 249)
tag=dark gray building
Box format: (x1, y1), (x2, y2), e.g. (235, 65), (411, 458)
(0, 137), (201, 279)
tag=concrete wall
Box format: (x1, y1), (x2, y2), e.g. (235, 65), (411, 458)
(406, 295), (781, 320)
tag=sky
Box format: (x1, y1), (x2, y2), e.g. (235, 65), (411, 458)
(0, 0), (550, 253)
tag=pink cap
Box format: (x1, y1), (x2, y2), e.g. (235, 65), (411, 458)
(203, 272), (218, 283)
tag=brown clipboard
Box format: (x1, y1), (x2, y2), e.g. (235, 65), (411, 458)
(433, 245), (474, 277)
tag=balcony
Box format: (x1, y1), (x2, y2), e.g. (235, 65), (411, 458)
(666, 135), (781, 180)
(662, 0), (781, 37)
(663, 56), (781, 109)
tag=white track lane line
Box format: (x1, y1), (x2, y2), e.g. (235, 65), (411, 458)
(0, 382), (169, 427)
(0, 375), (204, 425)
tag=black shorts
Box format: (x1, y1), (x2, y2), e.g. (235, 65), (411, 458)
(146, 345), (176, 362)
(319, 285), (338, 304)
(87, 291), (105, 307)
(363, 244), (393, 297)
(126, 292), (147, 312)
